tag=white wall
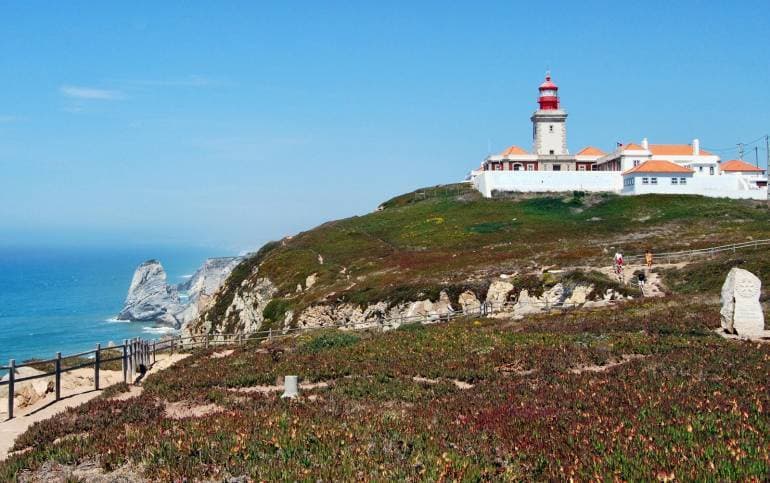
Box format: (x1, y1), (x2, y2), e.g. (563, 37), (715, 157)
(473, 171), (622, 197)
(473, 170), (767, 200)
(622, 173), (767, 200)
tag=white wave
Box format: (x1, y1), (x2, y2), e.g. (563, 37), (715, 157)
(104, 317), (128, 323)
(142, 326), (177, 335)
(179, 274), (193, 279)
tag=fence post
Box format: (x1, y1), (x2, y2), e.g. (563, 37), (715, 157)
(128, 340), (135, 382)
(268, 328), (272, 341)
(122, 339), (128, 383)
(94, 343), (101, 391)
(152, 341), (156, 364)
(55, 352), (62, 401)
(7, 359), (15, 420)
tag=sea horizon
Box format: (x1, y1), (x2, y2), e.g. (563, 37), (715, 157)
(0, 244), (226, 367)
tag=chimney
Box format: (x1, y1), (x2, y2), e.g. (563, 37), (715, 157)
(693, 138), (700, 156)
(641, 137), (649, 150)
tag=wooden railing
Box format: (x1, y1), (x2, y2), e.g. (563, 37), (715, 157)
(622, 238), (770, 264)
(2, 298), (594, 421)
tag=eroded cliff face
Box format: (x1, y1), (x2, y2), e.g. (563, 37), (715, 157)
(118, 257), (242, 329)
(190, 265), (630, 337)
(117, 260), (183, 326)
(185, 275), (277, 337)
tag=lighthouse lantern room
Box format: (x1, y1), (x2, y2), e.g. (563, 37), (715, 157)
(531, 72), (568, 157)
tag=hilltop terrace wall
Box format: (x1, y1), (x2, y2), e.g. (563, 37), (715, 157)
(473, 171), (622, 197)
(473, 171), (768, 200)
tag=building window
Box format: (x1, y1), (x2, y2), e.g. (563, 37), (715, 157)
(526, 164), (534, 171)
(549, 125), (554, 133)
(549, 150), (555, 155)
(680, 177), (687, 184)
(671, 177), (678, 185)
(578, 165), (586, 171)
(633, 160), (640, 167)
(699, 166), (703, 172)
(709, 166), (714, 175)
(642, 177), (649, 185)
(651, 177), (658, 184)
(552, 164), (561, 171)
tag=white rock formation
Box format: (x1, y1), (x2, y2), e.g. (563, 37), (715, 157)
(720, 267), (765, 337)
(119, 257), (242, 329)
(117, 260), (183, 326)
(222, 277), (278, 334)
(485, 281), (514, 308)
(305, 273), (318, 289)
(458, 290), (481, 315)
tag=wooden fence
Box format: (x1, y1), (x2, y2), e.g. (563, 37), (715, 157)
(622, 238), (770, 265)
(1, 298), (591, 421)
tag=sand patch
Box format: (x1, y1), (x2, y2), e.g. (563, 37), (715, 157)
(569, 354), (647, 374)
(164, 400), (225, 420)
(233, 380), (331, 394)
(210, 349), (234, 359)
(412, 376), (474, 389)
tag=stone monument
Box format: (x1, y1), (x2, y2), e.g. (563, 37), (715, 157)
(720, 267), (765, 337)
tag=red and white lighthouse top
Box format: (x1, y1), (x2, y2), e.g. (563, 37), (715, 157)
(537, 72), (560, 110)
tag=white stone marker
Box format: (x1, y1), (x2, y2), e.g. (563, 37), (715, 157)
(720, 267), (765, 337)
(281, 375), (299, 399)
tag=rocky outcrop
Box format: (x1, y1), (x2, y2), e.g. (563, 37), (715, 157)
(177, 256), (242, 326)
(458, 290), (481, 315)
(0, 367), (53, 408)
(117, 260), (183, 326)
(179, 257), (242, 304)
(118, 257), (242, 329)
(185, 276), (277, 337)
(485, 281), (514, 308)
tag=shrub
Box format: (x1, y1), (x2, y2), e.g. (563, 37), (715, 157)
(300, 332), (360, 354)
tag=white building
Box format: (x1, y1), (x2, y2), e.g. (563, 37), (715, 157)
(471, 74), (767, 200)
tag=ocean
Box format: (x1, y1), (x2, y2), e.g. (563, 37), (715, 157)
(0, 245), (218, 367)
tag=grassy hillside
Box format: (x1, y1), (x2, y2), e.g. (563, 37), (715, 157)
(201, 186), (770, 331)
(3, 297), (768, 480)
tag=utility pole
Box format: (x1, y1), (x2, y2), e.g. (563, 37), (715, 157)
(755, 146), (760, 168)
(765, 135), (769, 170)
(738, 142), (744, 160)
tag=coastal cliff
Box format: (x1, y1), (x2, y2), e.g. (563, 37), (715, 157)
(118, 256), (242, 328)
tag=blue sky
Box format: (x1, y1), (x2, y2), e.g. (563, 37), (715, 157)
(1, 1), (768, 253)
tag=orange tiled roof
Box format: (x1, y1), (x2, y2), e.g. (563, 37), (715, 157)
(576, 146), (605, 156)
(720, 159), (765, 172)
(500, 145), (529, 156)
(622, 160), (694, 175)
(648, 144), (713, 156)
(621, 143), (646, 151)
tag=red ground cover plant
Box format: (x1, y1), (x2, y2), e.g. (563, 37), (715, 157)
(1, 298), (768, 480)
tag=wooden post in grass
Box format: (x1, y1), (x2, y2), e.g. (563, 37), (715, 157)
(55, 352), (61, 401)
(7, 359), (15, 420)
(152, 341), (156, 364)
(94, 343), (101, 391)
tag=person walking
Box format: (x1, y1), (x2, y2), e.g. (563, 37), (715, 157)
(613, 251), (625, 284)
(645, 249), (653, 271)
(637, 271), (646, 296)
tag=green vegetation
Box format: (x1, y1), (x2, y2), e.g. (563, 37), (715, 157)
(199, 188), (770, 333)
(663, 247), (770, 298)
(3, 297), (767, 480)
(300, 331), (360, 354)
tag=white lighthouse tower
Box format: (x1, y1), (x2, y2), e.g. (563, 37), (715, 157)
(531, 72), (568, 156)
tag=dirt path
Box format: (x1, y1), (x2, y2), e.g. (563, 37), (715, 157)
(592, 261), (688, 298)
(0, 352), (188, 461)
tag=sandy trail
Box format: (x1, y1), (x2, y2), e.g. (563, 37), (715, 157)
(0, 352), (188, 461)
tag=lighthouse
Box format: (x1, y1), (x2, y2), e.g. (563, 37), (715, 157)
(531, 72), (568, 156)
